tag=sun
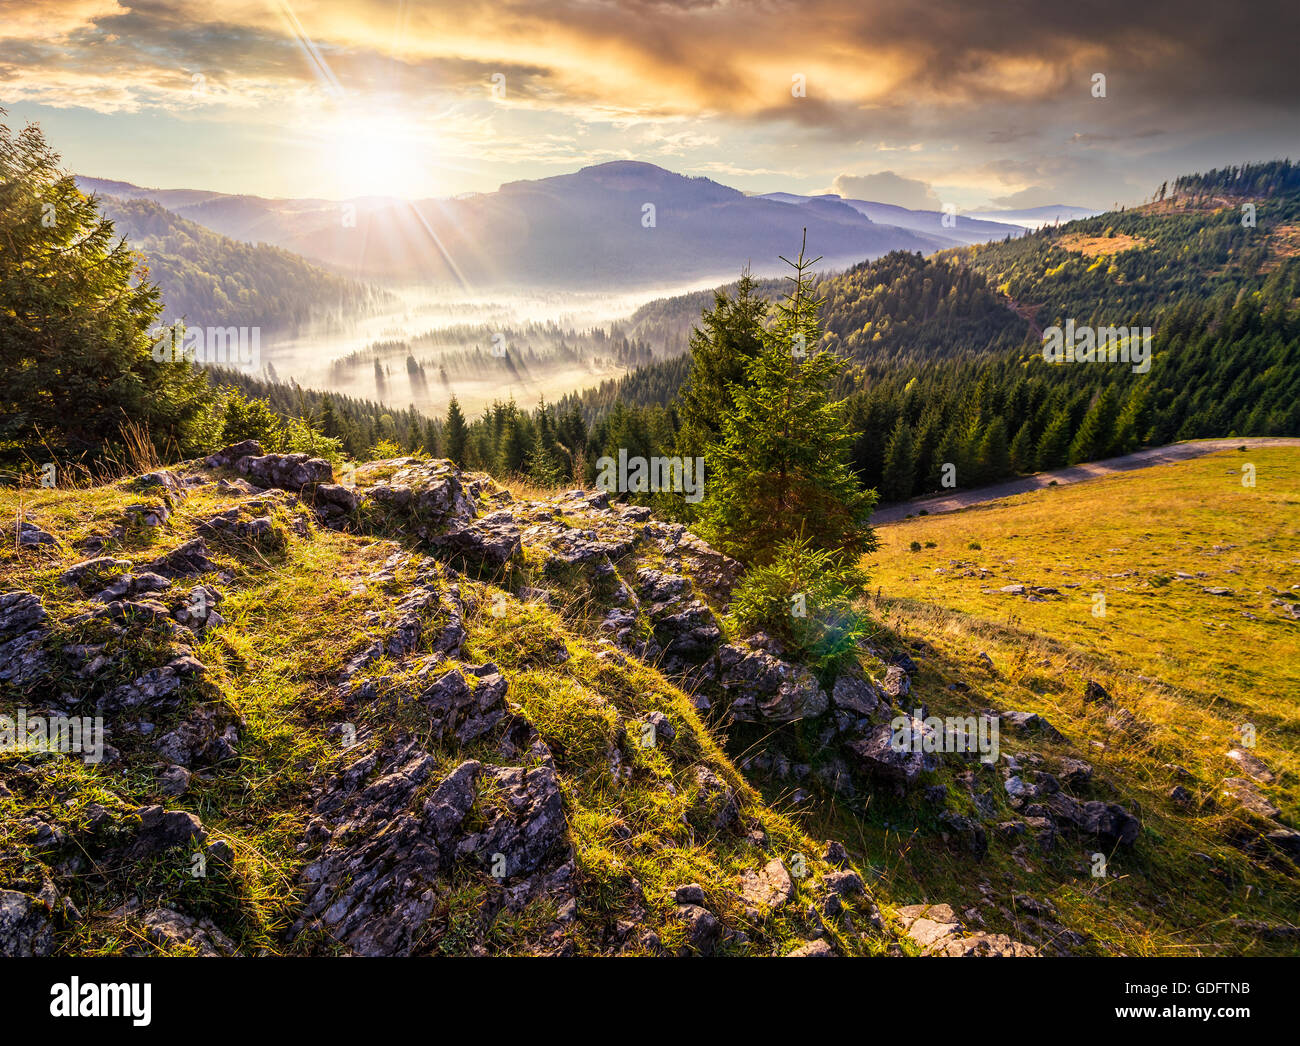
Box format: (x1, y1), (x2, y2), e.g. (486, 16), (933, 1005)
(321, 111), (435, 199)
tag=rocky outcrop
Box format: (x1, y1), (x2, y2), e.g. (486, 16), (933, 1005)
(143, 907), (238, 957)
(236, 452), (334, 491)
(716, 641), (827, 722)
(143, 539), (219, 579)
(0, 890), (56, 957)
(204, 439), (264, 468)
(296, 738), (571, 956)
(0, 591), (49, 687)
(895, 902), (1038, 957)
(154, 705), (241, 767)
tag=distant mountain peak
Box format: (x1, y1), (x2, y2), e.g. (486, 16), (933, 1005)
(578, 160), (674, 177)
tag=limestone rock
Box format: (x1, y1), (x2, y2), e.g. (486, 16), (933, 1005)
(846, 717), (938, 785)
(0, 591), (50, 686)
(738, 858), (795, 910)
(236, 452), (333, 491)
(143, 908), (237, 956)
(0, 890), (56, 957)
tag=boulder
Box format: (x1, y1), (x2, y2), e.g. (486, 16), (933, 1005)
(1083, 680), (1111, 704)
(17, 520), (57, 547)
(688, 765), (740, 830)
(716, 642), (827, 722)
(937, 812), (988, 859)
(830, 675), (880, 718)
(99, 656), (205, 715)
(143, 539), (217, 579)
(1001, 710), (1065, 741)
(878, 665), (910, 700)
(154, 706), (240, 767)
(236, 452), (333, 490)
(737, 858), (795, 910)
(129, 805), (207, 858)
(1044, 794), (1141, 846)
(431, 512), (522, 568)
(1221, 777), (1281, 819)
(674, 903), (720, 955)
(0, 591), (50, 686)
(143, 908), (237, 956)
(788, 939), (835, 956)
(1226, 748), (1275, 784)
(205, 439), (264, 468)
(0, 890), (56, 957)
(846, 717), (938, 786)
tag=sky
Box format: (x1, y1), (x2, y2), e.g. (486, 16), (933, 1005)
(2, 0), (1298, 210)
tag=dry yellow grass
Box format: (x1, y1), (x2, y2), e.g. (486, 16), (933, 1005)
(816, 446), (1300, 954)
(1057, 232), (1150, 256)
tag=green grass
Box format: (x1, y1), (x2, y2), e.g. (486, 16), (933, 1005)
(0, 464), (876, 956)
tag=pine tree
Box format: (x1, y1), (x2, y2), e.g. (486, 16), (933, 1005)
(405, 414), (423, 452)
(1035, 410), (1073, 470)
(444, 395), (468, 465)
(525, 433), (566, 486)
(677, 271), (767, 458)
(1067, 385), (1121, 464)
(500, 414), (529, 474)
(1009, 419), (1036, 473)
(0, 111), (214, 466)
(880, 418), (916, 501)
(700, 236), (877, 564)
(1111, 385), (1150, 453)
(976, 416), (1011, 481)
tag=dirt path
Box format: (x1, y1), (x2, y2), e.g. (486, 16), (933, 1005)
(871, 437), (1300, 525)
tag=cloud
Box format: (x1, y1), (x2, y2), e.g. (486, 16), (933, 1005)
(830, 170), (942, 209)
(9, 1), (1299, 122)
(989, 185), (1065, 209)
(3, 0), (1298, 203)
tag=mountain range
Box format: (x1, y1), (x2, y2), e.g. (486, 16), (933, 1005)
(76, 162), (1082, 291)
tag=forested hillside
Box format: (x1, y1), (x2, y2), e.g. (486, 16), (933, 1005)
(562, 250), (1033, 415)
(14, 135), (1296, 512)
(947, 160), (1300, 325)
(95, 195), (388, 334)
(536, 161), (1300, 505)
(206, 165), (1300, 509)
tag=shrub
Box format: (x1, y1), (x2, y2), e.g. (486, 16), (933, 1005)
(909, 540), (922, 552)
(968, 540), (981, 550)
(368, 438), (403, 460)
(726, 537), (870, 680)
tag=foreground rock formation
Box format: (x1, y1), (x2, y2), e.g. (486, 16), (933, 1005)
(3, 444), (1293, 957)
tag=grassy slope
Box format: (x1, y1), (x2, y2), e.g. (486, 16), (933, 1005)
(813, 446), (1299, 954)
(0, 468), (877, 956)
(3, 449), (1296, 955)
